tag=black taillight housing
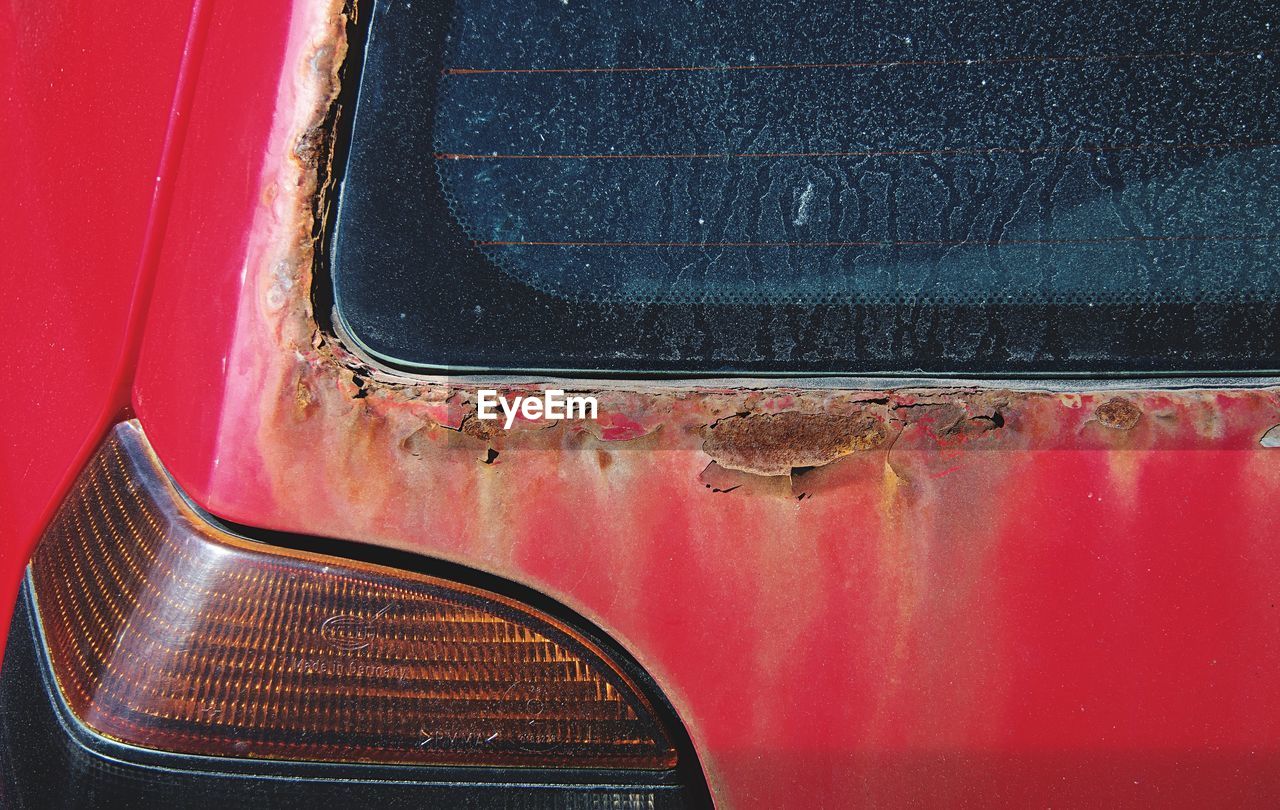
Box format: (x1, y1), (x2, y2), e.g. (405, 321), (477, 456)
(0, 421), (709, 808)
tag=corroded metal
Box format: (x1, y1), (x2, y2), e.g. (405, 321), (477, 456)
(201, 3), (1280, 806)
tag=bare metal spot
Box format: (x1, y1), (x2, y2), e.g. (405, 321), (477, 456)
(697, 461), (793, 497)
(1094, 397), (1142, 430)
(698, 461), (745, 493)
(265, 285), (287, 311)
(400, 424), (434, 457)
(1261, 426), (1280, 448)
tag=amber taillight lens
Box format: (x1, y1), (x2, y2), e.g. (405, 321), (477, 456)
(26, 421), (677, 769)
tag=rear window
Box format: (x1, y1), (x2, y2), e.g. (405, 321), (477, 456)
(330, 0), (1280, 374)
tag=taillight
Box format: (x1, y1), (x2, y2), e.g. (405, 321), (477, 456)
(26, 421), (677, 770)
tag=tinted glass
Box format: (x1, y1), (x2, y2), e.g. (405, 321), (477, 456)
(332, 0), (1280, 373)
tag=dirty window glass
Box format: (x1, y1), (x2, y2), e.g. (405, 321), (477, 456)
(331, 0), (1280, 374)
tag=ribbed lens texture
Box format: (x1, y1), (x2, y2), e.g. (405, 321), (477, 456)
(28, 422), (676, 769)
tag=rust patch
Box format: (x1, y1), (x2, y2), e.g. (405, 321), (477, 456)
(459, 413), (503, 443)
(698, 461), (746, 493)
(195, 5), (1280, 805)
(702, 411), (890, 477)
(1094, 397), (1143, 430)
(237, 0), (1280, 515)
(234, 0), (1280, 539)
(293, 376), (315, 417)
(292, 121), (329, 168)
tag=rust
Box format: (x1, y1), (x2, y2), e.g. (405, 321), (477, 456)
(702, 411), (890, 477)
(203, 3), (1280, 801)
(350, 373), (369, 398)
(292, 121), (329, 169)
(1094, 396), (1143, 430)
(241, 0), (1280, 511)
(294, 13), (350, 251)
(293, 376), (315, 417)
(459, 413), (501, 443)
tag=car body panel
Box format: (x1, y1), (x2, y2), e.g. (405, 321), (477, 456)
(8, 1), (1280, 807)
(0, 0), (202, 645)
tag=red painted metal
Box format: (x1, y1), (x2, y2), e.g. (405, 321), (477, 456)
(0, 1), (204, 647)
(10, 1), (1280, 808)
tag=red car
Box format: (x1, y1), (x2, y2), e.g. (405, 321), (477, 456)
(5, 1), (1280, 807)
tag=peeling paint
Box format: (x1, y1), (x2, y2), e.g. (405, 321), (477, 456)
(1093, 396), (1143, 430)
(702, 410), (890, 477)
(199, 3), (1280, 807)
(1261, 425), (1280, 448)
